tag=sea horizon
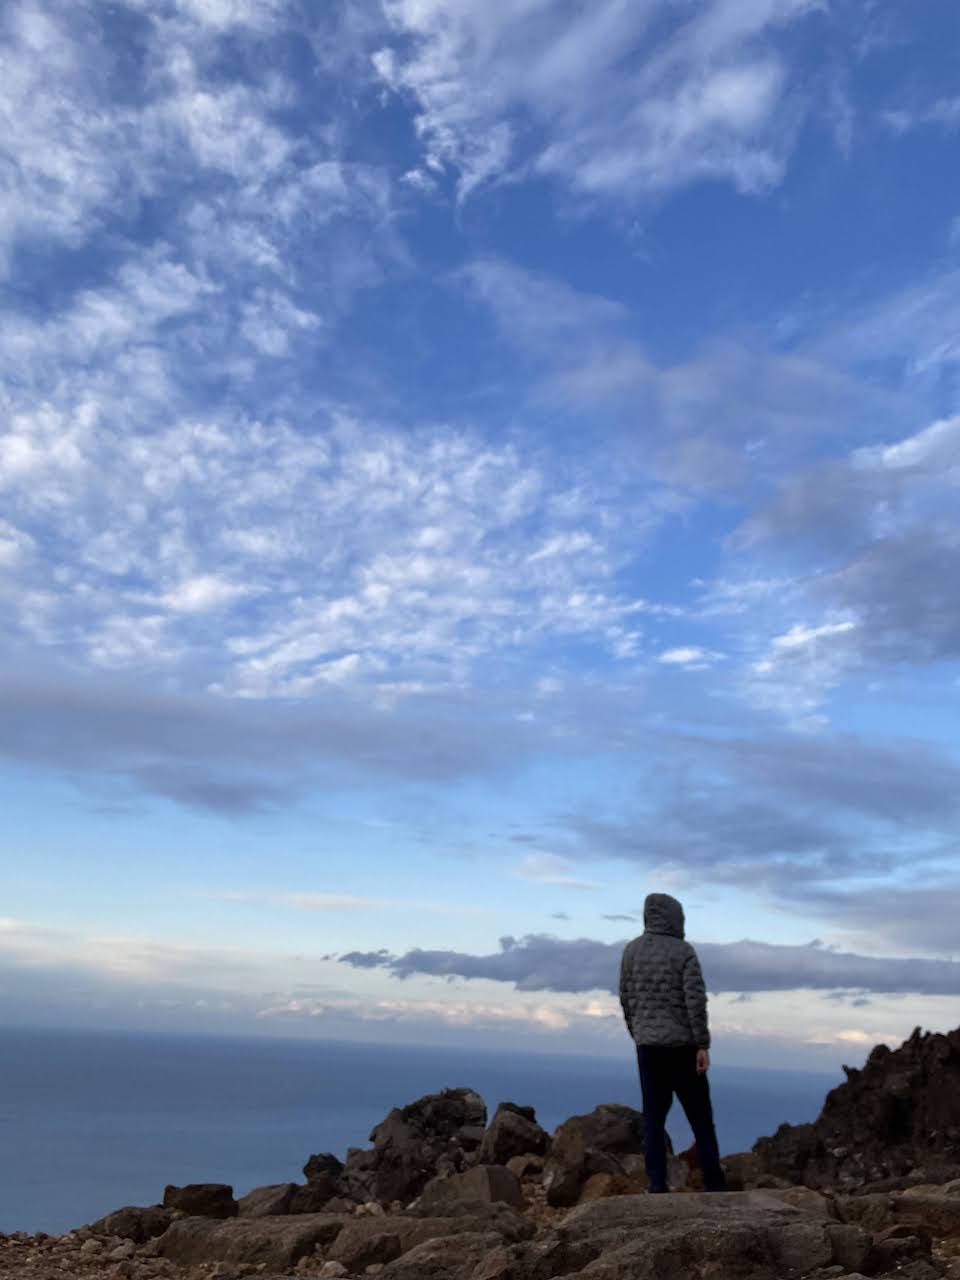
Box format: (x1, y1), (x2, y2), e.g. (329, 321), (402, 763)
(1, 1025), (838, 1235)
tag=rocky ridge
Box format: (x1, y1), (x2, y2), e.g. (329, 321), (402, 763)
(4, 1026), (960, 1280)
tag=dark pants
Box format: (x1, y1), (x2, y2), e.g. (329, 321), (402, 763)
(636, 1045), (725, 1192)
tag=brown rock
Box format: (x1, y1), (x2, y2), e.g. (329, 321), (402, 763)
(290, 1184), (340, 1214)
(478, 1106), (550, 1166)
(239, 1184), (298, 1218)
(90, 1206), (174, 1242)
(327, 1229), (401, 1271)
(542, 1104), (648, 1208)
(576, 1173), (647, 1204)
(419, 1166), (524, 1212)
(754, 1025), (960, 1191)
(378, 1230), (503, 1280)
(163, 1184), (238, 1219)
(157, 1213), (347, 1268)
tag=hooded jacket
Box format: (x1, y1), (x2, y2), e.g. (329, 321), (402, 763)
(619, 893), (710, 1049)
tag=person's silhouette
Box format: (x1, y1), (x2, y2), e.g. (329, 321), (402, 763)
(619, 893), (725, 1193)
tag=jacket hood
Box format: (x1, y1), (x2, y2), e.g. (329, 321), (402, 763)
(643, 893), (685, 939)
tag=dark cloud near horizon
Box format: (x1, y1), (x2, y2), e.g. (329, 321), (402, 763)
(340, 933), (960, 997)
(602, 914), (639, 923)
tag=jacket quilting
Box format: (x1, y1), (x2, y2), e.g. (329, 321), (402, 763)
(619, 893), (710, 1049)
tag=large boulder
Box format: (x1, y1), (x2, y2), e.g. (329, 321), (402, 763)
(341, 1087), (487, 1205)
(156, 1212), (346, 1268)
(418, 1165), (525, 1212)
(89, 1205), (173, 1242)
(755, 1026), (960, 1190)
(238, 1183), (298, 1217)
(542, 1104), (649, 1208)
(479, 1104), (551, 1166)
(377, 1230), (504, 1280)
(162, 1183), (237, 1218)
(555, 1192), (869, 1280)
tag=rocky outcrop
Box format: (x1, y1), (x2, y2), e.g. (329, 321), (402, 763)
(542, 1104), (648, 1207)
(418, 1165), (525, 1212)
(156, 1212), (346, 1268)
(88, 1204), (173, 1242)
(340, 1087), (487, 1205)
(162, 1182), (238, 1218)
(755, 1027), (960, 1190)
(238, 1183), (299, 1217)
(479, 1104), (551, 1166)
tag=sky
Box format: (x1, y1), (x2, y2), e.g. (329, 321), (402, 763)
(2, 0), (960, 1073)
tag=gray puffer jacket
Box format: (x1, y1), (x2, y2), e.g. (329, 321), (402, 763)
(619, 893), (710, 1049)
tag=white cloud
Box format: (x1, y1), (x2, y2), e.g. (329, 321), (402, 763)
(375, 0), (821, 206)
(658, 646), (722, 668)
(513, 853), (604, 892)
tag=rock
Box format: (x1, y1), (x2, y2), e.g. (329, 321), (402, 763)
(163, 1183), (238, 1219)
(418, 1166), (524, 1213)
(761, 1187), (837, 1218)
(318, 1264), (349, 1277)
(378, 1230), (503, 1280)
(576, 1173), (648, 1204)
(754, 1025), (960, 1191)
(290, 1184), (339, 1214)
(407, 1201), (535, 1243)
(542, 1104), (648, 1208)
(107, 1240), (136, 1260)
(506, 1155), (543, 1179)
(239, 1185), (299, 1218)
(478, 1106), (550, 1166)
(838, 1190), (960, 1238)
(90, 1205), (174, 1242)
(542, 1191), (869, 1280)
(81, 1238), (104, 1253)
(157, 1213), (347, 1268)
(341, 1088), (489, 1206)
(305, 1154), (345, 1181)
(721, 1152), (761, 1191)
(328, 1229), (401, 1271)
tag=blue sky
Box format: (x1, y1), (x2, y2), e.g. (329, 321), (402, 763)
(2, 0), (960, 1070)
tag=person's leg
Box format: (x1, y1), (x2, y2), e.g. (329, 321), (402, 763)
(636, 1045), (674, 1192)
(673, 1048), (725, 1191)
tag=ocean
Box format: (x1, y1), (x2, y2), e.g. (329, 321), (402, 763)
(0, 1028), (836, 1235)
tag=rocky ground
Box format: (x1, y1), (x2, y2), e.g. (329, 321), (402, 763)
(5, 1025), (959, 1280)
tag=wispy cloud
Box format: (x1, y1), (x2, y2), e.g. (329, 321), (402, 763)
(374, 0), (823, 206)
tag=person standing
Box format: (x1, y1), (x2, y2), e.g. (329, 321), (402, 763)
(619, 892), (725, 1193)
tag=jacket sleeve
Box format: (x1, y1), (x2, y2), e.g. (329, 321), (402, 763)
(619, 946), (635, 1038)
(682, 949), (710, 1048)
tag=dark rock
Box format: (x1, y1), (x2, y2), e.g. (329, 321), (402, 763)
(576, 1172), (648, 1203)
(156, 1213), (347, 1267)
(506, 1155), (544, 1178)
(498, 1103), (537, 1124)
(542, 1104), (649, 1207)
(162, 1184), (238, 1218)
(89, 1205), (173, 1242)
(377, 1230), (503, 1280)
(418, 1165), (524, 1212)
(404, 1200), (534, 1243)
(479, 1105), (550, 1166)
(342, 1087), (488, 1205)
(754, 1026), (960, 1191)
(239, 1184), (298, 1218)
(328, 1228), (402, 1271)
(305, 1154), (345, 1181)
(290, 1183), (340, 1214)
(838, 1190), (960, 1238)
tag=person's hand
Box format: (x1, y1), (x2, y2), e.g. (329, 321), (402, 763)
(696, 1048), (710, 1075)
